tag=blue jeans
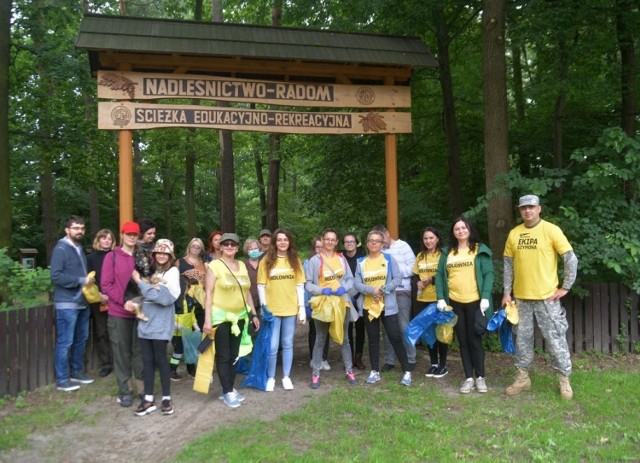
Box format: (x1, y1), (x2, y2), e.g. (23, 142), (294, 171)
(54, 307), (90, 383)
(268, 315), (296, 378)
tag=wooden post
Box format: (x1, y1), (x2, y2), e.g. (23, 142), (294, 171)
(384, 75), (399, 239)
(118, 63), (133, 228)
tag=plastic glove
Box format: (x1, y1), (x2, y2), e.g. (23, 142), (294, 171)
(480, 299), (489, 316)
(321, 288), (332, 296)
(437, 299), (447, 312)
(334, 286), (346, 296)
(297, 306), (306, 324)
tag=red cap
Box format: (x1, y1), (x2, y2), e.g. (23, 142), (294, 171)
(121, 222), (140, 235)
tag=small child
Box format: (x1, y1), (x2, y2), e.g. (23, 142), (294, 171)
(126, 239), (180, 416)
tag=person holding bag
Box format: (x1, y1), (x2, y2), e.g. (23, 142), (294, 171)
(257, 229), (306, 392)
(203, 233), (260, 408)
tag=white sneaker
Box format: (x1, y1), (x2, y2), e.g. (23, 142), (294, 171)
(459, 378), (475, 394)
(265, 378), (275, 392)
(321, 360), (331, 371)
(475, 376), (488, 393)
(282, 376), (294, 390)
(366, 370), (381, 384)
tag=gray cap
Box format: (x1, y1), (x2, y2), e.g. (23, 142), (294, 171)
(518, 194), (540, 207)
(259, 229), (271, 237)
(220, 232), (240, 244)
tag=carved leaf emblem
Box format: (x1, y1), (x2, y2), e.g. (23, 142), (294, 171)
(99, 73), (138, 99)
(358, 112), (387, 133)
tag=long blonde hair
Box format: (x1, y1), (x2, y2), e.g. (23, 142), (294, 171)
(92, 229), (116, 251)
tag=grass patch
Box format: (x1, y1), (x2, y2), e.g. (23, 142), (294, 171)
(176, 365), (640, 462)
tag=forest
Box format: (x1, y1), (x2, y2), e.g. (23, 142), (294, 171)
(0, 0), (639, 294)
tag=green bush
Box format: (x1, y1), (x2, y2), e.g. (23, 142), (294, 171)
(0, 248), (52, 310)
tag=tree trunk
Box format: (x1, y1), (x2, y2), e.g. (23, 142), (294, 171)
(511, 44), (525, 123)
(254, 149), (267, 228)
(482, 0), (512, 256)
(41, 160), (57, 264)
(434, 4), (463, 217)
(616, 0), (636, 138)
(162, 161), (173, 239)
(0, 0), (11, 249)
(552, 35), (569, 198)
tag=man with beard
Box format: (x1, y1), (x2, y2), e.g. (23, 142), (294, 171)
(51, 215), (95, 392)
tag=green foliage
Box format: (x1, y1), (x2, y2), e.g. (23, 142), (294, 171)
(0, 248), (52, 310)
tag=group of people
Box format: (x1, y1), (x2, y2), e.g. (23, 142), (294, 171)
(49, 193), (579, 416)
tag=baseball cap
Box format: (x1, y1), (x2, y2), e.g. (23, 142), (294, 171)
(259, 229), (271, 237)
(121, 222), (140, 235)
(220, 232), (240, 244)
(518, 195), (540, 208)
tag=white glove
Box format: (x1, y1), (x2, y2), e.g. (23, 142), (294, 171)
(480, 299), (489, 316)
(297, 306), (306, 324)
(437, 299), (447, 312)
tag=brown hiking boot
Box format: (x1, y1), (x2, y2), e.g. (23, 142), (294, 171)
(506, 368), (531, 396)
(559, 374), (573, 400)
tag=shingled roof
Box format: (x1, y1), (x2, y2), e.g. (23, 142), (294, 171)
(76, 14), (437, 85)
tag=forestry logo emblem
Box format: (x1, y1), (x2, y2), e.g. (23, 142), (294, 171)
(356, 87), (375, 105)
(111, 105), (132, 128)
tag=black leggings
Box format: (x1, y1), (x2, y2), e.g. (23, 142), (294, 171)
(139, 338), (171, 397)
(451, 299), (485, 378)
(215, 320), (245, 394)
(428, 341), (449, 367)
(364, 311), (410, 372)
(348, 317), (366, 355)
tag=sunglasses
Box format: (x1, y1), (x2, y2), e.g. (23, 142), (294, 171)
(221, 241), (238, 248)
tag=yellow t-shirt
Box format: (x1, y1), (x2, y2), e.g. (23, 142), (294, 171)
(446, 248), (479, 303)
(361, 255), (388, 313)
(413, 250), (440, 302)
(257, 256), (305, 317)
(504, 220), (573, 300)
(319, 254), (345, 291)
(208, 259), (251, 314)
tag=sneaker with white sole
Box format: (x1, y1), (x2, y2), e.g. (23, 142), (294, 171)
(70, 372), (94, 385)
(475, 376), (488, 393)
(425, 365), (438, 377)
(345, 371), (358, 385)
(135, 400), (157, 416)
(459, 378), (475, 394)
(218, 389), (245, 402)
(320, 360), (331, 371)
(366, 370), (381, 384)
(282, 376), (294, 390)
(400, 371), (412, 386)
(265, 378), (275, 392)
(223, 391), (241, 408)
(56, 380), (80, 392)
(433, 365), (449, 378)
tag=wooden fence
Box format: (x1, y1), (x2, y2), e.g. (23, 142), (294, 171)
(1, 283), (639, 397)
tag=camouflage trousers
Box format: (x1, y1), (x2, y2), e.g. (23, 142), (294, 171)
(513, 298), (572, 376)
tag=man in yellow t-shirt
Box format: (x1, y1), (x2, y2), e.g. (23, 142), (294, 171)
(502, 195), (578, 400)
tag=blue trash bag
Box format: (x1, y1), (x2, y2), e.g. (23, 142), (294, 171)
(241, 306), (274, 391)
(182, 329), (202, 365)
(487, 309), (507, 332)
(404, 303), (438, 348)
(236, 356), (250, 375)
(500, 321), (515, 354)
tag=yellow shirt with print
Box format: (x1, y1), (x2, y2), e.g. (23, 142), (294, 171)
(361, 255), (387, 314)
(413, 251), (440, 303)
(257, 256), (305, 317)
(446, 248), (479, 303)
(208, 259), (251, 314)
(319, 254), (344, 291)
(504, 220), (573, 300)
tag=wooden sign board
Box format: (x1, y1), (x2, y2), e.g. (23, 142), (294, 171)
(97, 71), (411, 109)
(98, 102), (412, 134)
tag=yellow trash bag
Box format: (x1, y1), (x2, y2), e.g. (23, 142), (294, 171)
(193, 329), (217, 395)
(328, 301), (347, 345)
(436, 314), (458, 344)
(82, 271), (101, 304)
(188, 283), (206, 307)
(505, 300), (519, 325)
(309, 295), (335, 322)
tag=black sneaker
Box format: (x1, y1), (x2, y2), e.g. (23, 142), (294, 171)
(135, 400), (157, 416)
(161, 399), (174, 415)
(381, 364), (395, 372)
(425, 365), (438, 377)
(117, 394), (133, 407)
(433, 365), (449, 378)
(70, 372), (94, 384)
(56, 380), (80, 392)
(170, 371), (183, 382)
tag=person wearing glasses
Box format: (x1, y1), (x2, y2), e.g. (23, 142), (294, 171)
(169, 237), (206, 381)
(342, 232), (367, 370)
(203, 233), (260, 408)
(257, 228), (306, 391)
(50, 215), (95, 392)
(305, 229), (358, 389)
(305, 236), (330, 368)
(354, 229), (412, 386)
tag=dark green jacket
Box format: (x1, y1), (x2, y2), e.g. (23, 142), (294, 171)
(435, 243), (494, 318)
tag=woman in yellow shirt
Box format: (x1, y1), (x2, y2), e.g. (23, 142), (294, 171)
(257, 229), (306, 391)
(203, 233), (260, 408)
(413, 227), (448, 378)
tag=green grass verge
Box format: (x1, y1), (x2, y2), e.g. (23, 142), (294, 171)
(175, 368), (640, 462)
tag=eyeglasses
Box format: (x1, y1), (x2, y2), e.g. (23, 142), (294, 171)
(367, 239), (383, 244)
(221, 242), (238, 248)
(190, 245), (202, 249)
(68, 226), (85, 231)
(343, 241), (356, 245)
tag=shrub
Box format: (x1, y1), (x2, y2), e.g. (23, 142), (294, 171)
(0, 248), (52, 310)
